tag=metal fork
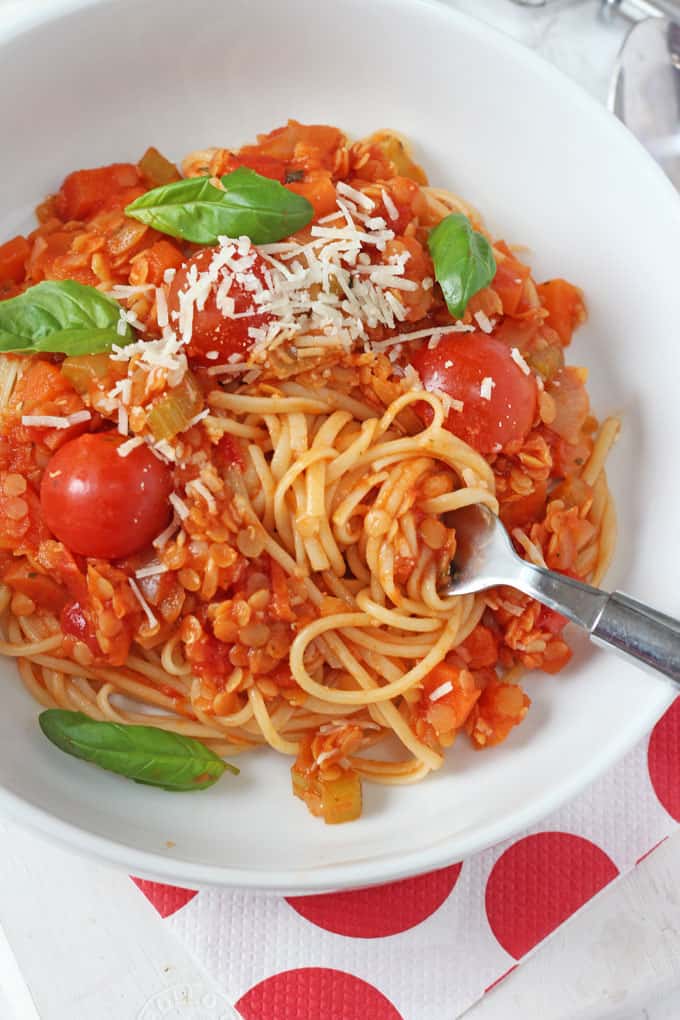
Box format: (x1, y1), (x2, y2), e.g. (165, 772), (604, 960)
(439, 504), (680, 684)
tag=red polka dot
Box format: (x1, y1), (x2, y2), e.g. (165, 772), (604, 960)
(286, 862), (461, 938)
(485, 832), (618, 959)
(131, 877), (198, 917)
(235, 968), (403, 1020)
(648, 697), (680, 821)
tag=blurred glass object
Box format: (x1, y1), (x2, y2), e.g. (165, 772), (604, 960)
(610, 16), (680, 187)
(602, 0), (680, 20)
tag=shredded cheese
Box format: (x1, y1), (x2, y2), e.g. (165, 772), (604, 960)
(152, 517), (180, 548)
(474, 310), (494, 334)
(21, 410), (91, 430)
(182, 409), (209, 432)
(128, 578), (159, 629)
(134, 562), (169, 579)
(169, 493), (190, 520)
(186, 478), (217, 514)
(480, 376), (496, 401)
(430, 680), (454, 702)
(117, 436), (144, 458)
(381, 188), (399, 222)
(510, 347), (531, 375)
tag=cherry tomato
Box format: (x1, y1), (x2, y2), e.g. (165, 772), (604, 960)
(167, 248), (272, 366)
(40, 433), (173, 559)
(61, 599), (100, 654)
(410, 331), (537, 453)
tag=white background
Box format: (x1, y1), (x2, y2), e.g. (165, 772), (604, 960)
(1, 1), (680, 1018)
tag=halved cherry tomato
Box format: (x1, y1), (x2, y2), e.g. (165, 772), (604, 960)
(167, 247), (273, 366)
(40, 433), (173, 559)
(410, 332), (537, 453)
(60, 599), (100, 655)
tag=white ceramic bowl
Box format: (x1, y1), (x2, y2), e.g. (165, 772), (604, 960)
(0, 0), (678, 892)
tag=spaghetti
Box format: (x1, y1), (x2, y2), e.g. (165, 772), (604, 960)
(0, 121), (617, 821)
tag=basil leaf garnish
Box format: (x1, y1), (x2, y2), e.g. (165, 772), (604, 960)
(125, 166), (314, 245)
(0, 280), (133, 355)
(39, 710), (237, 791)
(428, 213), (496, 319)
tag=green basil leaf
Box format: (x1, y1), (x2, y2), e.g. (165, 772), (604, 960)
(125, 166), (314, 245)
(428, 213), (496, 319)
(0, 280), (133, 355)
(39, 710), (237, 791)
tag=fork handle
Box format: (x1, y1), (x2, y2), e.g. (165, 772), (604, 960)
(590, 591), (680, 684)
(516, 563), (680, 685)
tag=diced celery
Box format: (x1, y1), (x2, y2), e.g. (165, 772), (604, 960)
(147, 371), (203, 441)
(291, 762), (362, 824)
(138, 147), (181, 187)
(61, 353), (116, 393)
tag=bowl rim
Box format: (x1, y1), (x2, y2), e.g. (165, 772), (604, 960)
(0, 0), (678, 892)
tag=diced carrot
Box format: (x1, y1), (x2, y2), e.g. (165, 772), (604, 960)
(2, 560), (68, 613)
(55, 163), (141, 222)
(422, 662), (481, 730)
(537, 278), (586, 347)
(286, 170), (337, 219)
(466, 678), (531, 748)
(142, 240), (185, 286)
(458, 625), (499, 669)
(13, 360), (72, 415)
(540, 639), (572, 674)
(27, 230), (75, 281)
(0, 235), (31, 286)
(221, 153), (287, 182)
(242, 121), (344, 169)
(101, 184), (146, 212)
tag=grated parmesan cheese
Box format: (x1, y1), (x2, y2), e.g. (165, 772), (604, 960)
(21, 410), (91, 430)
(182, 408), (209, 432)
(480, 376), (496, 400)
(156, 287), (169, 329)
(510, 347), (531, 375)
(169, 493), (190, 520)
(152, 517), (180, 548)
(474, 310), (494, 334)
(186, 478), (217, 514)
(117, 404), (129, 436)
(337, 180), (374, 211)
(134, 562), (169, 579)
(430, 680), (454, 702)
(128, 578), (159, 629)
(381, 188), (399, 222)
(116, 436), (144, 458)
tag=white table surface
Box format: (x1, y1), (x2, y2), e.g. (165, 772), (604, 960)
(1, 1), (679, 1018)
